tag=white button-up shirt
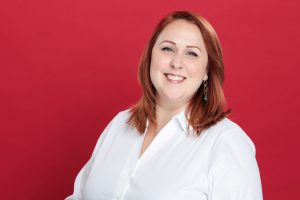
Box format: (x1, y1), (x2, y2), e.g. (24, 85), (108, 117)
(66, 109), (263, 200)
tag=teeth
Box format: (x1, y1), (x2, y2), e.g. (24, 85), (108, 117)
(166, 74), (184, 81)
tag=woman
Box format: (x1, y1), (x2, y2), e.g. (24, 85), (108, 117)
(66, 11), (263, 200)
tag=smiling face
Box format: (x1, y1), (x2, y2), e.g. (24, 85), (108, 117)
(150, 19), (209, 109)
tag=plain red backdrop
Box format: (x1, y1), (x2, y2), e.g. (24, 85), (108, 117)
(0, 0), (299, 199)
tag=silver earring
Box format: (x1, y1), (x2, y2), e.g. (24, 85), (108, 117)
(203, 80), (208, 101)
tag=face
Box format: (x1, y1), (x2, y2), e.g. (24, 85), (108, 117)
(150, 19), (208, 108)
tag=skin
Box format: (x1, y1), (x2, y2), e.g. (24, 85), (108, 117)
(139, 19), (209, 158)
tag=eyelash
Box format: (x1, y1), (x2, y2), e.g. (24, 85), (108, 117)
(161, 47), (173, 52)
(187, 52), (198, 57)
(161, 47), (198, 57)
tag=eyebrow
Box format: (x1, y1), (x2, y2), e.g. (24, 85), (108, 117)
(159, 40), (202, 53)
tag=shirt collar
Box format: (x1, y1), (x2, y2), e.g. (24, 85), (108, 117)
(145, 109), (193, 135)
(173, 109), (193, 135)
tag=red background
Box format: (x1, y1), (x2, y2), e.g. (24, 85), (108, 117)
(0, 0), (299, 199)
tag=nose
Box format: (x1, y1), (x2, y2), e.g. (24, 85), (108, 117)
(170, 54), (183, 69)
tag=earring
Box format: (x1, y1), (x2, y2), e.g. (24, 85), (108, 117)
(203, 80), (208, 101)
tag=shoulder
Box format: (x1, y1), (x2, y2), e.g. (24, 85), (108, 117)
(207, 117), (242, 133)
(110, 108), (132, 125)
(205, 118), (263, 199)
(104, 108), (134, 133)
(115, 108), (132, 119)
(92, 109), (133, 152)
(103, 108), (131, 124)
(203, 117), (256, 155)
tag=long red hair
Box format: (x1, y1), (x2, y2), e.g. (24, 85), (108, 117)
(127, 10), (230, 136)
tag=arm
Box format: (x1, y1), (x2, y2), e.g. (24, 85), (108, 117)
(65, 160), (92, 200)
(207, 128), (263, 200)
(65, 114), (117, 200)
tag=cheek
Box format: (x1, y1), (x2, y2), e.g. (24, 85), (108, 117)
(187, 59), (208, 77)
(149, 60), (161, 85)
(187, 65), (206, 79)
(151, 51), (170, 71)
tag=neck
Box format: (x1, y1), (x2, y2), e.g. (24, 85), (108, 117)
(151, 100), (188, 134)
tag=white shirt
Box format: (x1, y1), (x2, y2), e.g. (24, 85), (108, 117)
(66, 109), (263, 200)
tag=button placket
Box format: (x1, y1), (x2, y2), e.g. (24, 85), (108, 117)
(117, 176), (134, 200)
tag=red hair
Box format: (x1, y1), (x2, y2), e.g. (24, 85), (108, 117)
(127, 10), (230, 136)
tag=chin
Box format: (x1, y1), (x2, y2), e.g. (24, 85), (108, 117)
(163, 94), (186, 103)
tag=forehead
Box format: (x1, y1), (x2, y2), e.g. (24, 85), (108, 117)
(156, 19), (205, 46)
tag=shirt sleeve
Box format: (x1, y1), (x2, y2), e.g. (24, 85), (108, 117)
(207, 128), (263, 200)
(65, 113), (118, 200)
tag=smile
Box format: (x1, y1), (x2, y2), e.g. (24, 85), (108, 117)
(164, 73), (186, 83)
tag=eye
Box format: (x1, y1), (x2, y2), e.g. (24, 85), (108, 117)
(161, 47), (174, 52)
(187, 51), (198, 57)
